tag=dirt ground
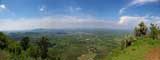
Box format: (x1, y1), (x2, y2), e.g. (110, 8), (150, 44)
(145, 47), (160, 60)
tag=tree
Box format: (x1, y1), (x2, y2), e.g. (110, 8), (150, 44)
(139, 22), (148, 36)
(37, 36), (49, 59)
(7, 41), (22, 55)
(150, 23), (159, 39)
(27, 45), (41, 60)
(20, 37), (30, 50)
(134, 27), (140, 37)
(134, 21), (148, 37)
(0, 32), (10, 49)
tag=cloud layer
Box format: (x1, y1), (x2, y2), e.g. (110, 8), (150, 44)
(119, 0), (159, 14)
(0, 15), (159, 31)
(0, 16), (117, 31)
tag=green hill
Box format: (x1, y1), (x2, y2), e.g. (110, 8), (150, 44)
(107, 37), (160, 60)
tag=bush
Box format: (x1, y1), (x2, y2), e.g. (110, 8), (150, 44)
(121, 35), (136, 50)
(134, 22), (147, 37)
(27, 45), (41, 59)
(150, 23), (159, 39)
(20, 36), (30, 51)
(0, 32), (10, 49)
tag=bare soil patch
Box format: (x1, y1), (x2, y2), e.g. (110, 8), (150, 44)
(145, 47), (160, 60)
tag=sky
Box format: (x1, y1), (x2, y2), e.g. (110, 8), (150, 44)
(0, 0), (160, 31)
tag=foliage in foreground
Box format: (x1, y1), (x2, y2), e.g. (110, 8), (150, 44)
(0, 32), (50, 60)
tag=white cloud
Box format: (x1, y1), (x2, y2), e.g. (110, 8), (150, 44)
(75, 7), (82, 11)
(0, 4), (6, 9)
(0, 4), (7, 12)
(118, 16), (160, 29)
(119, 8), (126, 15)
(150, 16), (160, 20)
(119, 0), (159, 14)
(130, 0), (159, 5)
(118, 16), (148, 25)
(68, 6), (82, 13)
(39, 5), (46, 12)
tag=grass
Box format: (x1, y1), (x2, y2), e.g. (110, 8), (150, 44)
(105, 37), (160, 60)
(78, 52), (96, 60)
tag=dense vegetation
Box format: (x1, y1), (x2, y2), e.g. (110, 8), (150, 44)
(0, 29), (128, 60)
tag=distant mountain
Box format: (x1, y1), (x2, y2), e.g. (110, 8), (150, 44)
(5, 28), (130, 41)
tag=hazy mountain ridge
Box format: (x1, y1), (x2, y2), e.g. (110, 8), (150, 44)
(6, 28), (130, 41)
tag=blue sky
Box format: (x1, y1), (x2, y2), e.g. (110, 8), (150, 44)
(0, 0), (159, 31)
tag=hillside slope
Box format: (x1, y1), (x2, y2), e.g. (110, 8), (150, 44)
(107, 38), (160, 60)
